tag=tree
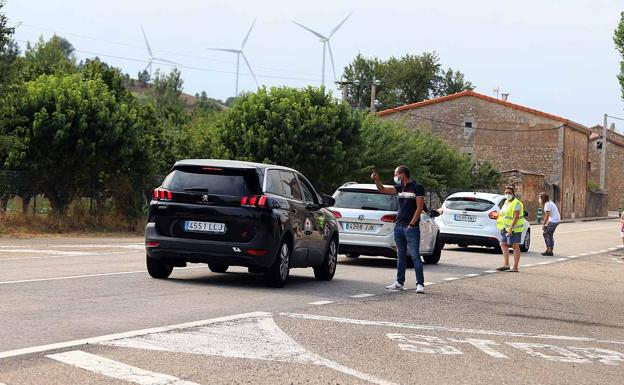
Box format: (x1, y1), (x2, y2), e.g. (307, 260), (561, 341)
(342, 52), (473, 110)
(6, 73), (146, 213)
(137, 69), (150, 86)
(218, 86), (362, 191)
(615, 11), (624, 101)
(22, 35), (77, 80)
(151, 68), (187, 124)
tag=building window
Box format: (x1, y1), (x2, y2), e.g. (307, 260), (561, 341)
(464, 121), (473, 128)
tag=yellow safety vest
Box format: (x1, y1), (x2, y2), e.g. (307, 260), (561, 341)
(496, 198), (525, 233)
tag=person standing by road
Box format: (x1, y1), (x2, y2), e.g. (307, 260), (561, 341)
(621, 210), (624, 247)
(496, 186), (525, 272)
(371, 165), (426, 293)
(539, 192), (560, 256)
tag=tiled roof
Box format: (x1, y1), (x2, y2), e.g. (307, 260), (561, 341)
(377, 90), (588, 131)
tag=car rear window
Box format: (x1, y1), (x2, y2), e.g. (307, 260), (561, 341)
(162, 167), (261, 196)
(444, 197), (494, 212)
(333, 189), (398, 211)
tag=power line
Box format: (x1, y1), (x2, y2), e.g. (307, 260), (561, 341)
(607, 114), (624, 121)
(386, 106), (566, 132)
(16, 23), (321, 77)
(15, 39), (323, 82)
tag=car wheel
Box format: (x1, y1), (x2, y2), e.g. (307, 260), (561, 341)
(146, 255), (173, 279)
(208, 263), (228, 273)
(346, 253), (360, 259)
(264, 240), (290, 287)
(314, 237), (338, 281)
(520, 229), (531, 252)
(424, 235), (442, 264)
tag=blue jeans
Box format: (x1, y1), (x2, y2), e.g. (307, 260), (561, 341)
(394, 224), (424, 285)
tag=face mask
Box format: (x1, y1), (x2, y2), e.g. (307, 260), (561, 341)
(505, 194), (514, 201)
(393, 176), (402, 185)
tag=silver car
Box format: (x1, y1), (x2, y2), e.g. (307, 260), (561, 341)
(329, 183), (443, 264)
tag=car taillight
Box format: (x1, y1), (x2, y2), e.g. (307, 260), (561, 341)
(241, 195), (269, 208)
(489, 211), (499, 220)
(247, 249), (268, 256)
(381, 214), (397, 223)
(145, 241), (160, 248)
(329, 210), (342, 219)
(152, 188), (173, 201)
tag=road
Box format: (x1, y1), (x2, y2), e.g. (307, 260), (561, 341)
(0, 219), (623, 384)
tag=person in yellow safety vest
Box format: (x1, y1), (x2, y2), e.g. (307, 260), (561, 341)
(496, 185), (525, 272)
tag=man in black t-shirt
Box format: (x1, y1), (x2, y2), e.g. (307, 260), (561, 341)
(372, 165), (426, 293)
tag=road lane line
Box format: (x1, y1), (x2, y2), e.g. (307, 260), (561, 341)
(580, 253), (589, 256)
(308, 301), (334, 305)
(0, 312), (270, 359)
(555, 258), (568, 261)
(424, 282), (436, 286)
(443, 277), (459, 281)
(568, 255), (579, 258)
(483, 270), (497, 273)
(0, 251), (134, 262)
(47, 350), (201, 385)
(598, 249), (608, 253)
(589, 251), (599, 255)
(0, 266), (207, 286)
(281, 313), (624, 346)
(350, 293), (375, 298)
(464, 273), (480, 277)
(522, 264), (535, 267)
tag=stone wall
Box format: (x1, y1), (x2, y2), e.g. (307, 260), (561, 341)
(588, 127), (624, 211)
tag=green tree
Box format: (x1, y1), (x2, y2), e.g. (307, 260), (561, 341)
(137, 69), (150, 86)
(151, 68), (187, 122)
(342, 52), (473, 110)
(614, 11), (624, 101)
(6, 73), (146, 213)
(218, 86), (362, 191)
(0, 0), (19, 161)
(21, 35), (77, 80)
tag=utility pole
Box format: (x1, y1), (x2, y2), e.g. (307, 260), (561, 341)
(370, 76), (377, 113)
(600, 113), (608, 190)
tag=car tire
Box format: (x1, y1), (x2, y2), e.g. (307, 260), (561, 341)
(264, 240), (290, 288)
(423, 236), (442, 264)
(314, 236), (338, 281)
(346, 253), (360, 259)
(520, 229), (531, 252)
(146, 255), (173, 279)
(208, 263), (228, 273)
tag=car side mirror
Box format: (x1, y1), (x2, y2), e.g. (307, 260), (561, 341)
(321, 194), (336, 208)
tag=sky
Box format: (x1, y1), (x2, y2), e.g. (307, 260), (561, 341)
(5, 0), (624, 128)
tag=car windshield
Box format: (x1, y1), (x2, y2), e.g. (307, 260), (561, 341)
(333, 189), (398, 211)
(162, 167), (260, 196)
(444, 197), (495, 212)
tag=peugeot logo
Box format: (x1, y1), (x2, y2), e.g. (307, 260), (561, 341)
(202, 194), (209, 202)
(358, 214), (365, 220)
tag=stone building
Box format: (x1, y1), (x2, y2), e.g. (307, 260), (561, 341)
(378, 90), (591, 218)
(588, 126), (624, 211)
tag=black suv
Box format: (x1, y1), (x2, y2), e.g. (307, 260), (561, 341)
(145, 159), (339, 287)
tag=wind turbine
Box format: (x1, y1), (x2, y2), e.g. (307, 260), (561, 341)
(207, 19), (259, 96)
(293, 12), (352, 87)
(140, 25), (179, 76)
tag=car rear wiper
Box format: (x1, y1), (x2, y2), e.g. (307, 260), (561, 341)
(361, 206), (381, 211)
(183, 187), (210, 192)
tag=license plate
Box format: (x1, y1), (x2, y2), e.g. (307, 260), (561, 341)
(184, 221), (226, 234)
(454, 214), (476, 222)
(345, 223), (377, 232)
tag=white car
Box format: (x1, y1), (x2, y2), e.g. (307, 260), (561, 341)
(436, 192), (531, 252)
(329, 183), (443, 264)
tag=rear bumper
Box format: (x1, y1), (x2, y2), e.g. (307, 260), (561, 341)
(338, 231), (396, 257)
(144, 222), (277, 268)
(438, 233), (500, 247)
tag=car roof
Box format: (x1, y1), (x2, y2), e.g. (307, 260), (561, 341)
(337, 183), (394, 191)
(173, 159), (297, 172)
(446, 192), (503, 201)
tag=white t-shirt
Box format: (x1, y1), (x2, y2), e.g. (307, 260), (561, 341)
(544, 201), (560, 223)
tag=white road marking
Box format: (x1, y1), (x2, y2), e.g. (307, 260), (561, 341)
(598, 249), (608, 253)
(556, 225), (616, 235)
(0, 250), (133, 262)
(448, 338), (509, 359)
(388, 334), (463, 355)
(424, 282), (436, 286)
(47, 350), (201, 385)
(308, 301), (334, 305)
(350, 293), (375, 298)
(464, 273), (480, 277)
(589, 251), (599, 255)
(0, 312), (271, 359)
(443, 277), (459, 281)
(610, 258), (624, 264)
(580, 253), (589, 256)
(49, 244), (144, 249)
(507, 342), (589, 363)
(281, 313), (624, 346)
(483, 270), (497, 273)
(522, 264), (535, 267)
(609, 248), (617, 251)
(0, 266), (206, 286)
(0, 249), (88, 256)
(537, 261), (554, 265)
(102, 313), (398, 385)
(568, 255), (579, 259)
(555, 258), (568, 261)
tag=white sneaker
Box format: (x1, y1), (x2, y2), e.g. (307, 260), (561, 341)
(416, 284), (425, 294)
(385, 281), (404, 291)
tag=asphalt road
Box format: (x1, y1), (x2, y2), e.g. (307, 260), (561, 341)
(0, 219), (623, 384)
